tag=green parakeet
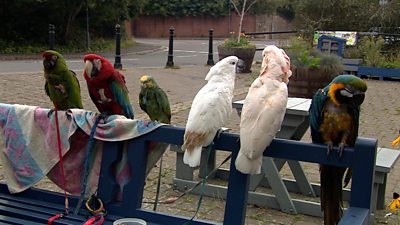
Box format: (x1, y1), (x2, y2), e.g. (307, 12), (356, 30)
(42, 50), (83, 110)
(139, 75), (172, 211)
(309, 74), (367, 225)
(139, 75), (171, 124)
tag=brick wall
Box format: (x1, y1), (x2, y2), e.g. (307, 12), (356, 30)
(256, 15), (296, 39)
(130, 14), (295, 39)
(131, 14), (256, 38)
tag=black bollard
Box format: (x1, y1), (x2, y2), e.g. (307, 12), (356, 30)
(207, 29), (214, 66)
(166, 27), (174, 68)
(114, 24), (122, 70)
(48, 24), (55, 50)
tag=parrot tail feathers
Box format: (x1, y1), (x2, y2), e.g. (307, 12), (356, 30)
(183, 146), (203, 168)
(234, 151), (262, 174)
(320, 165), (344, 225)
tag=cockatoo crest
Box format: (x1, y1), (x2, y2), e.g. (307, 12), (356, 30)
(260, 45), (292, 84)
(205, 56), (239, 81)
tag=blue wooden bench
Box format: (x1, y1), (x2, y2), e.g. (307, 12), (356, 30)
(357, 66), (400, 80)
(343, 58), (362, 76)
(0, 125), (377, 225)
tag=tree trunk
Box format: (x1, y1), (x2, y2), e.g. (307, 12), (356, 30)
(237, 0), (247, 43)
(63, 1), (85, 43)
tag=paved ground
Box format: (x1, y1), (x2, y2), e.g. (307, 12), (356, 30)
(0, 43), (399, 224)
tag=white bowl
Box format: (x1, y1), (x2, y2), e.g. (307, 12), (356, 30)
(113, 218), (147, 225)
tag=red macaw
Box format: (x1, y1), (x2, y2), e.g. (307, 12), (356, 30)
(83, 54), (134, 119)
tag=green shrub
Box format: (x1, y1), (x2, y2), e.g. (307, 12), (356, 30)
(355, 36), (400, 68)
(0, 38), (135, 54)
(358, 36), (386, 67)
(283, 36), (342, 73)
(221, 32), (255, 48)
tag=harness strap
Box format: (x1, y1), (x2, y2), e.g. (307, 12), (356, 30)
(48, 105), (69, 224)
(47, 213), (63, 225)
(74, 113), (103, 215)
(83, 214), (105, 225)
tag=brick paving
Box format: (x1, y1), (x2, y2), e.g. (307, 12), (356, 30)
(0, 45), (399, 224)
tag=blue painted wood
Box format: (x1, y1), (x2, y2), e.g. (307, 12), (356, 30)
(317, 35), (346, 57)
(358, 66), (400, 80)
(339, 207), (370, 225)
(0, 124), (377, 225)
(97, 141), (123, 212)
(224, 150), (250, 225)
(349, 138), (377, 209)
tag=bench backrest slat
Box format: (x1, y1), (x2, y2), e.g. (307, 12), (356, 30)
(98, 125), (377, 225)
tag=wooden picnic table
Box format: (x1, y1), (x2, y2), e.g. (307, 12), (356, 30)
(173, 97), (318, 216)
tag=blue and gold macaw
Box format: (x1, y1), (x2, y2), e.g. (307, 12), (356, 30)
(309, 75), (367, 225)
(392, 130), (400, 147)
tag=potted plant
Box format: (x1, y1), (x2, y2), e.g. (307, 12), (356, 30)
(284, 36), (344, 98)
(218, 32), (256, 73)
(217, 0), (258, 73)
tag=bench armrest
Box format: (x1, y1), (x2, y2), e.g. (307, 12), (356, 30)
(338, 207), (370, 225)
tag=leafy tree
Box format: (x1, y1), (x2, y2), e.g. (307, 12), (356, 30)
(0, 0), (148, 46)
(289, 0), (381, 32)
(142, 0), (227, 17)
(369, 0), (400, 33)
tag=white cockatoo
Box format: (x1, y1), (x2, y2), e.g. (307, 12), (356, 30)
(235, 45), (292, 174)
(182, 56), (243, 167)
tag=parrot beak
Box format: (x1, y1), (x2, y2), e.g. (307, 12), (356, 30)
(43, 59), (53, 70)
(353, 93), (365, 105)
(43, 56), (55, 70)
(84, 60), (94, 77)
(85, 60), (100, 77)
(236, 59), (245, 73)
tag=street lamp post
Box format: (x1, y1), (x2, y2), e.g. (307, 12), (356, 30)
(48, 24), (55, 50)
(166, 27), (175, 68)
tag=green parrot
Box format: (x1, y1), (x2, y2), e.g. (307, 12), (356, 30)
(139, 75), (171, 124)
(139, 75), (171, 211)
(42, 50), (83, 110)
(309, 74), (367, 225)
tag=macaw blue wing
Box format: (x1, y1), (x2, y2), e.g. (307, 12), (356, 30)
(110, 81), (135, 119)
(309, 85), (330, 144)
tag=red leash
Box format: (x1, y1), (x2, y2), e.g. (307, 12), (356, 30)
(48, 105), (69, 224)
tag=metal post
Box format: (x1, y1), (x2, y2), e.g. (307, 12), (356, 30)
(207, 29), (214, 66)
(166, 27), (175, 68)
(114, 24), (122, 70)
(48, 24), (55, 50)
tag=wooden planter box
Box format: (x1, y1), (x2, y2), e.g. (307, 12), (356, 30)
(358, 66), (400, 80)
(288, 66), (338, 98)
(217, 45), (256, 73)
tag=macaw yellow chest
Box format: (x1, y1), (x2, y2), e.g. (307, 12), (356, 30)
(319, 100), (355, 145)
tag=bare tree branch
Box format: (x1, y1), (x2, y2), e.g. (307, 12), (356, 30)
(231, 0), (241, 16)
(245, 0), (258, 14)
